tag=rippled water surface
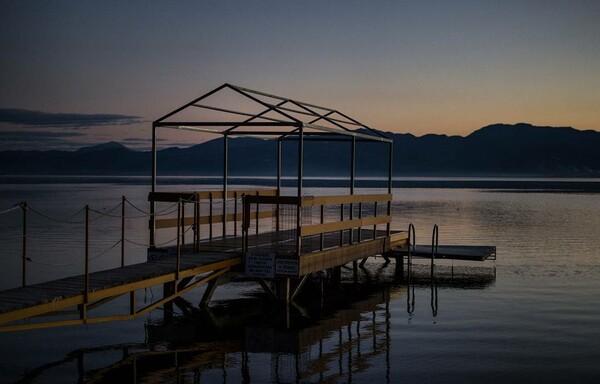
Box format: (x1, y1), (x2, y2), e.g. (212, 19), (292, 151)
(0, 179), (599, 383)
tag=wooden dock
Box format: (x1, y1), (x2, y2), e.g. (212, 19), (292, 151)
(0, 250), (240, 332)
(0, 85), (495, 333)
(0, 187), (498, 332)
(0, 189), (409, 331)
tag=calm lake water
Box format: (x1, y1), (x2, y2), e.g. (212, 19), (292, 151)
(0, 178), (599, 383)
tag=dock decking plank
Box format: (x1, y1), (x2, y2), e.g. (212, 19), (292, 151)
(0, 229), (410, 323)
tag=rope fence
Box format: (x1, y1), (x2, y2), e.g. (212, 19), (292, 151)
(0, 196), (215, 288)
(1, 193), (256, 289)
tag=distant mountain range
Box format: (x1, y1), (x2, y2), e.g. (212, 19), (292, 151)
(2, 123), (600, 177)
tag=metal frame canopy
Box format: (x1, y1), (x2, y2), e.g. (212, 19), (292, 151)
(150, 83), (393, 244)
(150, 83), (394, 243)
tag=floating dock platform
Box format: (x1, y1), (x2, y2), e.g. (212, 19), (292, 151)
(390, 245), (497, 261)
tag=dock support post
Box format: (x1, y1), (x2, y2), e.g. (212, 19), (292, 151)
(277, 278), (291, 303)
(176, 200), (181, 281)
(150, 122), (157, 247)
(331, 266), (341, 286)
(258, 279), (278, 300)
(200, 278), (220, 308)
(163, 282), (175, 322)
(276, 138), (282, 232)
(82, 204), (89, 322)
(223, 134), (228, 238)
(349, 137), (355, 244)
(121, 196), (125, 267)
(289, 275), (309, 302)
(394, 256), (404, 282)
(296, 125), (304, 260)
(233, 191), (238, 238)
(209, 192), (213, 241)
(194, 193), (200, 251)
(20, 202), (27, 287)
(386, 141), (393, 237)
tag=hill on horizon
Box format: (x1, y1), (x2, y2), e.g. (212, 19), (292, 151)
(1, 123), (600, 177)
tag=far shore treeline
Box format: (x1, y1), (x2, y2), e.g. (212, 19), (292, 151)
(2, 123), (600, 177)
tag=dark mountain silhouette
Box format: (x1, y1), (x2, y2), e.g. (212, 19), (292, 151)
(75, 141), (131, 153)
(1, 123), (599, 176)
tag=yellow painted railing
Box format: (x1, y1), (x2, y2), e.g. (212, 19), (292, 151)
(242, 193), (392, 255)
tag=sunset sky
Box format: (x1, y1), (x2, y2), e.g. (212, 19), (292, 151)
(1, 0), (598, 150)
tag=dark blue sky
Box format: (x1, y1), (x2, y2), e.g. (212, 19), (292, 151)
(1, 1), (598, 150)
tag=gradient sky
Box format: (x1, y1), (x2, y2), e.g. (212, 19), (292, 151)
(1, 0), (598, 150)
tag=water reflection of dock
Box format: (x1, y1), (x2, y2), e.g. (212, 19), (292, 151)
(15, 264), (495, 383)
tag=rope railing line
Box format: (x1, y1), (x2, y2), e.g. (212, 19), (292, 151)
(125, 199), (179, 215)
(146, 196), (242, 207)
(88, 207), (160, 220)
(88, 202), (124, 222)
(26, 239), (122, 267)
(0, 205), (21, 215)
(125, 199), (185, 217)
(27, 206), (87, 224)
(110, 204), (181, 219)
(124, 225), (194, 247)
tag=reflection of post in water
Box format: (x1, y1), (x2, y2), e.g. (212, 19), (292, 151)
(406, 224), (416, 314)
(430, 224), (439, 317)
(431, 271), (438, 317)
(264, 288), (394, 383)
(20, 263), (494, 383)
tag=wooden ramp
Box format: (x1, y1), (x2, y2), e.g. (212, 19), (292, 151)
(0, 228), (407, 331)
(0, 251), (241, 332)
(389, 245), (497, 261)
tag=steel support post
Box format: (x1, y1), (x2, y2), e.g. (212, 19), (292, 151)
(296, 126), (304, 257)
(121, 196), (125, 267)
(223, 135), (228, 238)
(350, 137), (356, 244)
(276, 138), (282, 231)
(150, 123), (157, 247)
(21, 202), (27, 287)
(387, 141), (393, 236)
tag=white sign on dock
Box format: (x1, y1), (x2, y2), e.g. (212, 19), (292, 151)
(276, 259), (299, 276)
(245, 252), (275, 278)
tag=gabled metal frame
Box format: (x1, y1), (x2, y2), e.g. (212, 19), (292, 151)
(150, 83), (393, 246)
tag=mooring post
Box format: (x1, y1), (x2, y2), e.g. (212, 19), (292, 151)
(20, 202), (28, 287)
